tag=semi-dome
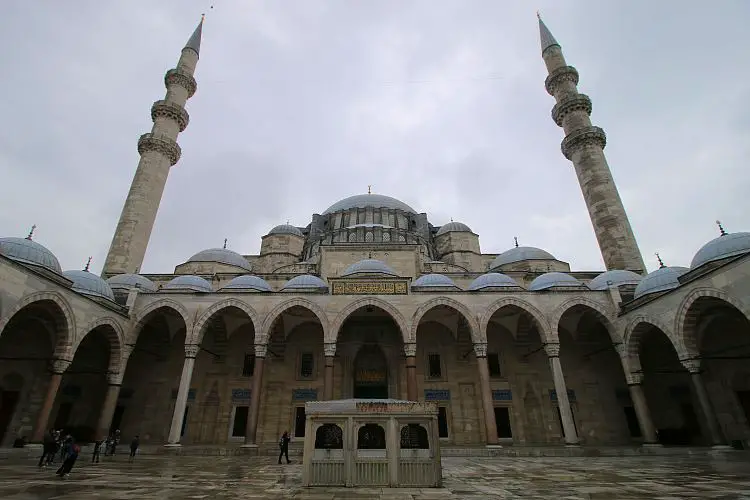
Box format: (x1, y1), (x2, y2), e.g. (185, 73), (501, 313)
(412, 273), (459, 289)
(633, 266), (689, 299)
(268, 224), (303, 237)
(187, 248), (252, 271)
(323, 194), (416, 215)
(341, 259), (398, 277)
(588, 270), (643, 291)
(0, 236), (62, 273)
(107, 273), (157, 292)
(529, 272), (585, 291)
(281, 274), (329, 291)
(468, 272), (520, 291)
(491, 246), (555, 269)
(436, 221), (472, 236)
(691, 232), (750, 269)
(63, 270), (116, 301)
(221, 275), (273, 292)
(164, 275), (213, 293)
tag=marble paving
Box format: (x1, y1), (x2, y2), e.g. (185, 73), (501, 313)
(1, 453), (750, 499)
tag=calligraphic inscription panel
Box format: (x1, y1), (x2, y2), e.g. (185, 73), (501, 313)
(331, 280), (408, 295)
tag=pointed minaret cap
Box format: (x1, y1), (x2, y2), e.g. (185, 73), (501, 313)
(537, 12), (560, 54)
(184, 15), (204, 56)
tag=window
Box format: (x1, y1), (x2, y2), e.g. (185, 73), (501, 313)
(427, 354), (442, 379)
(400, 424), (429, 449)
(300, 352), (314, 378)
(242, 354), (255, 377)
(232, 406), (249, 437)
(315, 424), (343, 449)
(437, 407), (449, 438)
(494, 407), (512, 438)
(357, 424), (386, 449)
(488, 353), (502, 377)
(294, 407), (306, 437)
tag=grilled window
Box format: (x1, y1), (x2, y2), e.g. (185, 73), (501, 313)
(300, 352), (314, 378)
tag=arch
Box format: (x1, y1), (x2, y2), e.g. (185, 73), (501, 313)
(190, 298), (260, 345)
(72, 317), (125, 374)
(410, 296), (481, 344)
(623, 315), (682, 374)
(480, 297), (552, 343)
(674, 287), (750, 355)
(330, 297), (408, 344)
(133, 298), (190, 332)
(550, 296), (620, 344)
(0, 291), (75, 352)
(260, 297), (330, 343)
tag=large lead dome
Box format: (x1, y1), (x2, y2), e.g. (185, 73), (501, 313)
(322, 194), (416, 215)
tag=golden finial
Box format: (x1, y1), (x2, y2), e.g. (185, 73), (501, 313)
(367, 185), (372, 195)
(655, 252), (665, 269)
(223, 238), (227, 249)
(84, 256), (92, 272)
(26, 224), (37, 240)
(716, 220), (727, 236)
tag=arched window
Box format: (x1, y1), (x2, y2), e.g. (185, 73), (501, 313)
(349, 232), (358, 242)
(382, 232), (391, 243)
(357, 423), (386, 449)
(365, 232), (373, 242)
(400, 424), (429, 449)
(315, 423), (343, 449)
(398, 234), (406, 243)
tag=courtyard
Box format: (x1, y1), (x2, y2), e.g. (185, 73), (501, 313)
(1, 453), (750, 499)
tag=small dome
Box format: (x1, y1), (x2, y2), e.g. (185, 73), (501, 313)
(63, 270), (116, 301)
(468, 272), (520, 291)
(281, 274), (329, 291)
(187, 248), (252, 271)
(323, 194), (416, 215)
(691, 232), (750, 269)
(221, 275), (273, 292)
(107, 273), (157, 292)
(268, 224), (303, 237)
(0, 237), (62, 273)
(529, 272), (585, 291)
(491, 246), (555, 269)
(633, 266), (689, 299)
(164, 275), (213, 293)
(341, 259), (398, 277)
(588, 270), (643, 291)
(436, 221), (472, 236)
(412, 273), (459, 289)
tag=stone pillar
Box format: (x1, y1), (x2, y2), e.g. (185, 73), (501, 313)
(166, 344), (199, 446)
(244, 344), (267, 445)
(32, 359), (70, 442)
(545, 343), (579, 445)
(474, 343), (498, 445)
(404, 343), (418, 401)
(324, 343), (336, 401)
(95, 372), (123, 441)
(626, 373), (659, 445)
(682, 358), (727, 447)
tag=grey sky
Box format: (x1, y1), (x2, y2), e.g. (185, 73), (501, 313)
(1, 1), (748, 275)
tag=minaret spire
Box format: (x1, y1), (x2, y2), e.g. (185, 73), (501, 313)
(540, 16), (645, 273)
(101, 19), (204, 278)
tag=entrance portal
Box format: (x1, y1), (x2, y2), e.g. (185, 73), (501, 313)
(353, 345), (388, 399)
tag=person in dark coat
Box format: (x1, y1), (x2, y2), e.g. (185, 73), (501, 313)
(128, 435), (140, 463)
(37, 430), (55, 468)
(92, 439), (103, 463)
(278, 430), (291, 464)
(56, 441), (80, 478)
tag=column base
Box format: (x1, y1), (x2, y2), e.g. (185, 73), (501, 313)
(564, 442), (580, 447)
(711, 444), (734, 451)
(641, 442), (663, 448)
(163, 443), (182, 448)
(486, 444), (503, 449)
(240, 443), (258, 449)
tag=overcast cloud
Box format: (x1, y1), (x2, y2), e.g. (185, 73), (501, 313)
(1, 0), (748, 275)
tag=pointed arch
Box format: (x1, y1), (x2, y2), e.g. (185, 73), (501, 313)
(624, 314), (682, 374)
(0, 291), (75, 352)
(73, 317), (125, 374)
(331, 297), (408, 344)
(260, 297), (329, 343)
(133, 298), (190, 330)
(550, 296), (620, 343)
(410, 296), (480, 344)
(480, 297), (552, 343)
(190, 298), (259, 345)
(674, 287), (749, 355)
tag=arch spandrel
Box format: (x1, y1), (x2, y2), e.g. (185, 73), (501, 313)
(623, 315), (683, 374)
(131, 298), (191, 341)
(550, 296), (621, 344)
(73, 317), (125, 374)
(260, 297), (329, 345)
(190, 298), (259, 345)
(330, 297), (409, 344)
(0, 291), (76, 352)
(410, 296), (481, 344)
(674, 287), (749, 356)
(480, 297), (553, 343)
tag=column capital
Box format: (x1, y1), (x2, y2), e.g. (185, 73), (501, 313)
(254, 343), (268, 359)
(543, 343), (560, 358)
(51, 358), (71, 374)
(626, 372), (643, 386)
(544, 65), (579, 96)
(324, 342), (337, 358)
(137, 133), (182, 166)
(106, 371), (124, 386)
(403, 342), (417, 358)
(681, 357), (702, 374)
(551, 93), (592, 127)
(164, 68), (197, 97)
(612, 342), (626, 358)
(472, 342), (488, 358)
(184, 344), (200, 358)
(561, 125), (606, 160)
(151, 99), (190, 132)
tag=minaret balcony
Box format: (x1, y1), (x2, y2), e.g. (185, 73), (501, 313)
(151, 100), (190, 132)
(551, 94), (592, 126)
(544, 65), (579, 96)
(561, 126), (606, 160)
(137, 133), (182, 166)
(164, 68), (197, 98)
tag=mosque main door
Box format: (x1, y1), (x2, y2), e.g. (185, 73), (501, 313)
(353, 345), (388, 399)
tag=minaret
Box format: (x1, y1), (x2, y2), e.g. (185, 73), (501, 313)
(101, 18), (204, 278)
(539, 15), (645, 273)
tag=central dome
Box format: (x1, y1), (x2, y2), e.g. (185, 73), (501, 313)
(323, 194), (416, 215)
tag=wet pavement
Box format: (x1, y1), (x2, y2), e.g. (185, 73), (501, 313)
(1, 453), (750, 498)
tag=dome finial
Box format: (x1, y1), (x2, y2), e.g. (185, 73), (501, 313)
(450, 217), (454, 223)
(367, 184), (372, 195)
(84, 256), (92, 272)
(537, 10), (541, 20)
(514, 236), (519, 248)
(655, 252), (665, 269)
(716, 220), (727, 236)
(223, 238), (227, 249)
(26, 224), (37, 241)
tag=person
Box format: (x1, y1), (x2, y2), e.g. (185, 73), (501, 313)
(92, 439), (103, 463)
(56, 440), (80, 479)
(128, 435), (140, 463)
(103, 435), (112, 456)
(110, 429), (121, 456)
(37, 430), (55, 468)
(59, 434), (72, 462)
(278, 431), (291, 464)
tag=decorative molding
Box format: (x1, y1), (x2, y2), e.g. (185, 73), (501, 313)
(51, 358), (72, 374)
(254, 344), (268, 358)
(626, 372), (643, 386)
(543, 343), (560, 358)
(473, 342), (488, 358)
(324, 342), (337, 357)
(680, 357), (702, 374)
(164, 68), (197, 97)
(106, 371), (124, 386)
(551, 93), (592, 126)
(561, 126), (606, 160)
(137, 133), (182, 166)
(151, 100), (190, 132)
(545, 65), (579, 96)
(185, 344), (200, 359)
(331, 280), (408, 295)
(403, 342), (417, 357)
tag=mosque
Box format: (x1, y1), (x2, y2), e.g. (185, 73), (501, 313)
(0, 16), (749, 453)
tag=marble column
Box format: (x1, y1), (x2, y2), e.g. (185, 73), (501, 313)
(324, 343), (336, 401)
(404, 343), (418, 401)
(32, 359), (70, 442)
(244, 344), (267, 445)
(626, 373), (659, 445)
(682, 358), (727, 447)
(166, 344), (199, 446)
(474, 343), (498, 444)
(95, 372), (123, 441)
(545, 343), (579, 445)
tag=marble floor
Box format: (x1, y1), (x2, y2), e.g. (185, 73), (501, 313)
(1, 453), (750, 499)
